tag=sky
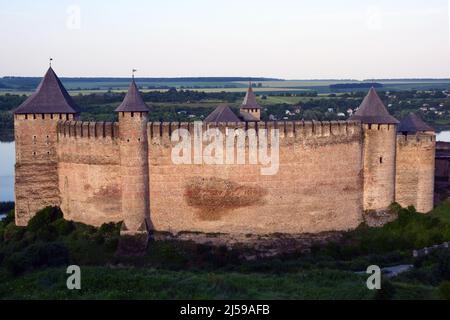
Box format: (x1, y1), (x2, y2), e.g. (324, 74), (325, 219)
(0, 0), (450, 79)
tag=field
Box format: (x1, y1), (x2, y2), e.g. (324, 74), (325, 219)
(3, 78), (450, 96)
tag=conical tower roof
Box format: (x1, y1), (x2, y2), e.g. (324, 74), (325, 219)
(14, 67), (79, 114)
(349, 87), (399, 124)
(241, 83), (261, 110)
(204, 104), (241, 122)
(115, 79), (151, 112)
(398, 113), (434, 133)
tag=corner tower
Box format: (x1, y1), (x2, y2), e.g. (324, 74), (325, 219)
(13, 67), (79, 226)
(350, 88), (399, 211)
(115, 77), (151, 241)
(396, 113), (435, 212)
(240, 83), (261, 121)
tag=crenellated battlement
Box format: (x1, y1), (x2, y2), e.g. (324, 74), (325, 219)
(54, 120), (363, 142)
(57, 121), (119, 139)
(397, 131), (436, 144)
(147, 120), (362, 140)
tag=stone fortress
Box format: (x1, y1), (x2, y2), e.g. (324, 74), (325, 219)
(13, 67), (436, 237)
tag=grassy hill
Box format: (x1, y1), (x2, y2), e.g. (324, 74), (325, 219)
(1, 202), (450, 300)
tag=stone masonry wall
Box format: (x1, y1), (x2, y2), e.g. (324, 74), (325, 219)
(16, 116), (437, 236)
(57, 121), (123, 226)
(118, 112), (150, 233)
(148, 121), (364, 235)
(14, 113), (75, 226)
(362, 124), (397, 211)
(396, 133), (436, 213)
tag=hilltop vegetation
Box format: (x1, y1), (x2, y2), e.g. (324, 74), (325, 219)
(0, 202), (450, 299)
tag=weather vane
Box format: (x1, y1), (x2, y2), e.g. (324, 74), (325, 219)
(49, 57), (53, 67)
(132, 69), (137, 79)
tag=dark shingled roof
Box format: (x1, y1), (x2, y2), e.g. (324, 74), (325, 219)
(204, 104), (241, 122)
(398, 113), (434, 133)
(349, 87), (399, 124)
(241, 84), (261, 110)
(115, 79), (151, 112)
(14, 67), (79, 114)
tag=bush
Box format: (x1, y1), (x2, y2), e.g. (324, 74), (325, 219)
(51, 219), (75, 236)
(438, 282), (450, 300)
(5, 241), (70, 275)
(374, 279), (397, 300)
(27, 207), (63, 233)
(3, 223), (26, 242)
(437, 253), (450, 281)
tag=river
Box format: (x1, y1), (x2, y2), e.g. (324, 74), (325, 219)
(0, 131), (450, 204)
(0, 141), (15, 202)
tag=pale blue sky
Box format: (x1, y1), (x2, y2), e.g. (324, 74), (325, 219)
(1, 0), (449, 79)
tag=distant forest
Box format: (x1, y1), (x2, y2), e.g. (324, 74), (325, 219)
(330, 83), (383, 90)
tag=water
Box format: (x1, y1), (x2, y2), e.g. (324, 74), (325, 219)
(0, 142), (15, 202)
(437, 131), (450, 142)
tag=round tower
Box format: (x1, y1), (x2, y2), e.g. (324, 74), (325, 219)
(13, 66), (79, 226)
(350, 88), (399, 212)
(396, 113), (435, 213)
(116, 77), (151, 239)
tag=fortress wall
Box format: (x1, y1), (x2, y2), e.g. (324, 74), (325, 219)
(362, 124), (397, 211)
(435, 159), (450, 181)
(57, 121), (123, 226)
(436, 142), (450, 183)
(396, 133), (436, 213)
(147, 121), (364, 235)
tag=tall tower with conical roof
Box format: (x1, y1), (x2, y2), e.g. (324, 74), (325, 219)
(13, 67), (79, 226)
(240, 83), (261, 121)
(115, 77), (151, 247)
(350, 87), (399, 212)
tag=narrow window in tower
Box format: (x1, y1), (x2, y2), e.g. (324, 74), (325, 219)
(25, 114), (28, 120)
(368, 124), (372, 130)
(131, 112), (134, 118)
(59, 114), (62, 120)
(380, 157), (383, 164)
(378, 124), (381, 130)
(50, 114), (54, 119)
(42, 114), (45, 120)
(33, 114), (36, 119)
